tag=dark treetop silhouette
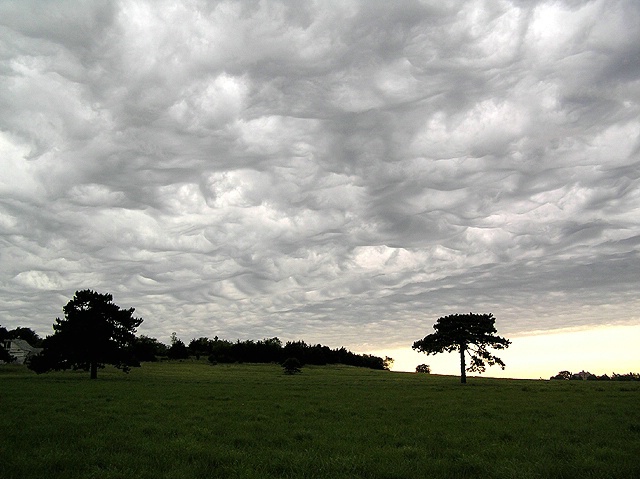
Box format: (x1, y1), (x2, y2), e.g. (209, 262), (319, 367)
(412, 313), (511, 383)
(29, 290), (142, 379)
(0, 325), (15, 363)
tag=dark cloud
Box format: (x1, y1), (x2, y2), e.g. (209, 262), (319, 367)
(1, 0), (638, 352)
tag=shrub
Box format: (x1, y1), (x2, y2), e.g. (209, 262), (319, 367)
(282, 357), (302, 375)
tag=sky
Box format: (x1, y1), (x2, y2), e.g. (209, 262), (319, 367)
(1, 0), (639, 379)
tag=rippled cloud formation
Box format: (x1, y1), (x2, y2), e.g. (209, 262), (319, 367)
(1, 0), (639, 349)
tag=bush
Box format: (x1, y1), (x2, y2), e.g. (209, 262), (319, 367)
(282, 358), (302, 375)
(415, 364), (431, 374)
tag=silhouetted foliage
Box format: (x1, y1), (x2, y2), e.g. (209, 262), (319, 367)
(206, 337), (236, 363)
(0, 345), (13, 363)
(415, 364), (431, 374)
(413, 313), (510, 384)
(0, 325), (16, 363)
(282, 357), (302, 375)
(188, 337), (214, 360)
(5, 319), (388, 372)
(1, 325), (43, 363)
(167, 332), (189, 360)
(550, 370), (640, 381)
(383, 356), (394, 371)
(7, 326), (42, 348)
(204, 337), (390, 370)
(28, 290), (142, 379)
(133, 335), (167, 362)
(257, 337), (284, 362)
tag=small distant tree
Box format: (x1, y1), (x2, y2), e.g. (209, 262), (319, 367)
(282, 357), (302, 375)
(383, 356), (394, 371)
(28, 290), (142, 379)
(415, 364), (431, 374)
(166, 332), (189, 360)
(413, 313), (510, 384)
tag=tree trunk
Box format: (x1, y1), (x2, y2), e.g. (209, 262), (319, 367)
(90, 361), (98, 380)
(459, 342), (467, 384)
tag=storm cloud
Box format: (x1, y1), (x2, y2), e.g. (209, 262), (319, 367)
(1, 0), (639, 351)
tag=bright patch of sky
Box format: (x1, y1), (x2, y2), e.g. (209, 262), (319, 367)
(379, 324), (640, 379)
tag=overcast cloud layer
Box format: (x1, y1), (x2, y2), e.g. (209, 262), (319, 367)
(1, 0), (639, 350)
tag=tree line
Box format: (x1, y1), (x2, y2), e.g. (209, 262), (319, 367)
(550, 370), (640, 381)
(1, 290), (392, 379)
(136, 333), (392, 370)
(10, 290), (634, 384)
(3, 293), (515, 383)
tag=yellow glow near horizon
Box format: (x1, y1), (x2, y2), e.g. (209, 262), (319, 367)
(370, 324), (640, 379)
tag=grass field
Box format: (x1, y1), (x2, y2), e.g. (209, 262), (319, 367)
(1, 361), (639, 479)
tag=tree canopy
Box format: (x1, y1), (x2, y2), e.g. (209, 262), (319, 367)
(166, 332), (190, 360)
(29, 290), (143, 379)
(195, 337), (392, 370)
(0, 325), (16, 363)
(6, 326), (42, 347)
(412, 313), (510, 383)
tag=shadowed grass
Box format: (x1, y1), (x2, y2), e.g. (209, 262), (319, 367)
(1, 361), (639, 478)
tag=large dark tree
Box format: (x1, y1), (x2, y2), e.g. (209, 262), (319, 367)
(412, 313), (510, 383)
(29, 290), (142, 379)
(0, 325), (16, 363)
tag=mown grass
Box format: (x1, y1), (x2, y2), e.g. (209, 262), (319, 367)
(1, 361), (639, 479)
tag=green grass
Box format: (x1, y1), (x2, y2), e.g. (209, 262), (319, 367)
(1, 361), (639, 479)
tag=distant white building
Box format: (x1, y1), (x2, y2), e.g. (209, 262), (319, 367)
(1, 339), (42, 364)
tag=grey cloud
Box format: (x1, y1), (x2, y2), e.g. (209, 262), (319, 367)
(1, 0), (639, 351)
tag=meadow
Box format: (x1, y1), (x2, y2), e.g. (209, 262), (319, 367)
(1, 361), (639, 479)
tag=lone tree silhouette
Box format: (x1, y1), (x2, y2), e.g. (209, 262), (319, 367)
(412, 313), (510, 383)
(29, 290), (142, 379)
